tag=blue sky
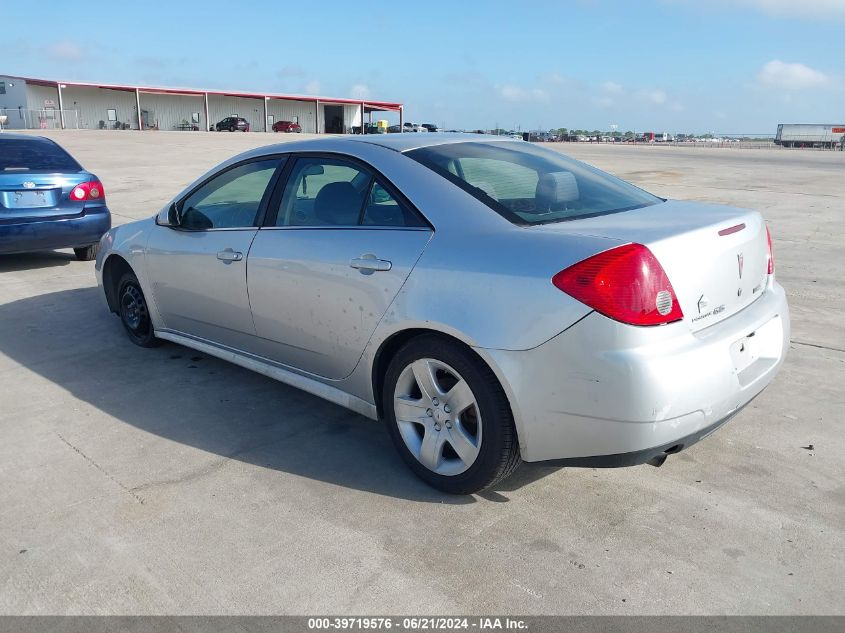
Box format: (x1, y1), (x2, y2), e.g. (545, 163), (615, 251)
(4, 0), (844, 133)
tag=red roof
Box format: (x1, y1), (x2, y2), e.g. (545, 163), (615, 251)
(6, 75), (403, 111)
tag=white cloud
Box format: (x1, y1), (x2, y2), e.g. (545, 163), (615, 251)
(666, 0), (845, 19)
(643, 89), (667, 105)
(49, 40), (84, 61)
(757, 60), (830, 89)
(592, 96), (615, 108)
(350, 83), (370, 99)
(602, 81), (624, 94)
(304, 79), (321, 95)
(497, 84), (549, 103)
(543, 72), (570, 86)
(736, 0), (845, 18)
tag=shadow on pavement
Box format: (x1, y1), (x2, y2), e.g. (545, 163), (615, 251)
(0, 287), (559, 502)
(0, 251), (75, 272)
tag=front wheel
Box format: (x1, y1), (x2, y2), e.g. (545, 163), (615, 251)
(117, 272), (162, 348)
(383, 335), (521, 494)
(74, 244), (98, 261)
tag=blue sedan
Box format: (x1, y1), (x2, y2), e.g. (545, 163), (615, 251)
(0, 134), (111, 260)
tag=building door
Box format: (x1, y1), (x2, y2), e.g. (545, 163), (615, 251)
(324, 105), (343, 133)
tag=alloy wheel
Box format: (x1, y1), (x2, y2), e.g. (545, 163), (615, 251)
(393, 358), (482, 476)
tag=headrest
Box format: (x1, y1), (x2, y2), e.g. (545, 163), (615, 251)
(472, 180), (499, 200)
(314, 182), (362, 225)
(535, 171), (579, 209)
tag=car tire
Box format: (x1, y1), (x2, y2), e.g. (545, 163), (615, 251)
(117, 272), (162, 348)
(229, 126), (235, 132)
(74, 244), (98, 261)
(382, 335), (521, 494)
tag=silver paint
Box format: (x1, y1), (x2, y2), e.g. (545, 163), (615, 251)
(96, 134), (790, 463)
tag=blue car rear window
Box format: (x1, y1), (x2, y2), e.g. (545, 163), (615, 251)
(0, 139), (82, 173)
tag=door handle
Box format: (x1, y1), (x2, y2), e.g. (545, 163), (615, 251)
(216, 249), (243, 262)
(350, 254), (392, 274)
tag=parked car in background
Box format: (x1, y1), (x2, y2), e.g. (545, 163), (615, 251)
(421, 123), (439, 132)
(215, 117), (250, 132)
(403, 122), (416, 133)
(387, 125), (402, 133)
(95, 134), (788, 494)
(272, 120), (301, 133)
(0, 134), (111, 260)
(355, 123), (385, 134)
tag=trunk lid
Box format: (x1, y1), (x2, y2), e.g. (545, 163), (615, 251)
(0, 172), (90, 221)
(530, 200), (769, 331)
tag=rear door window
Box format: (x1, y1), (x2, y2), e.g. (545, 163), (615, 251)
(361, 181), (426, 227)
(273, 156), (427, 228)
(0, 139), (82, 173)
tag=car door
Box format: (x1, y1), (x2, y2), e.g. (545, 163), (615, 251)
(246, 155), (432, 379)
(145, 156), (284, 349)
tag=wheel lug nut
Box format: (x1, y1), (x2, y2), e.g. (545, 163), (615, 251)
(432, 398), (439, 406)
(443, 404), (451, 413)
(426, 408), (433, 417)
(445, 422), (452, 429)
(434, 423), (441, 431)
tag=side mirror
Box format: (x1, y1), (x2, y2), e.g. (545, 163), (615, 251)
(156, 202), (181, 227)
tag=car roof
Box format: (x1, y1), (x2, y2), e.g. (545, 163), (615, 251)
(344, 132), (521, 152)
(0, 133), (56, 143)
(238, 133), (521, 159)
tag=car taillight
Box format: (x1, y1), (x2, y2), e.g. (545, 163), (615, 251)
(69, 181), (105, 202)
(552, 243), (684, 326)
(766, 226), (774, 275)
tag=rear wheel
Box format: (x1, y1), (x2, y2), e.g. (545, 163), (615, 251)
(73, 244), (98, 261)
(383, 335), (521, 494)
(117, 272), (161, 347)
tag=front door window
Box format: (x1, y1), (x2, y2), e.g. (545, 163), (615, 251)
(180, 159), (281, 230)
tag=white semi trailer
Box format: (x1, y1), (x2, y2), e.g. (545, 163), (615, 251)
(775, 124), (845, 149)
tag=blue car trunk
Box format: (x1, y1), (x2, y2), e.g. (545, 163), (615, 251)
(0, 135), (111, 255)
(0, 172), (91, 221)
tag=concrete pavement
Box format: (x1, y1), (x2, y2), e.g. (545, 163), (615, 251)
(1, 131), (842, 614)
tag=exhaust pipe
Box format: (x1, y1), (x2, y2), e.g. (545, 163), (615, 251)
(647, 444), (682, 467)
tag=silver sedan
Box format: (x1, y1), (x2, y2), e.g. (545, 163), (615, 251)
(95, 134), (790, 494)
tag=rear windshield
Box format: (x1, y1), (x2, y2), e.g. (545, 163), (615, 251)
(407, 141), (661, 225)
(0, 139), (82, 173)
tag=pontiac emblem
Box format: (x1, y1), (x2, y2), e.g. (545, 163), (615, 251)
(22, 181), (36, 189)
(737, 253), (744, 279)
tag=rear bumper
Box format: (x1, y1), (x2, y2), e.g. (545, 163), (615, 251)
(482, 280), (790, 463)
(0, 208), (111, 254)
(539, 403), (747, 468)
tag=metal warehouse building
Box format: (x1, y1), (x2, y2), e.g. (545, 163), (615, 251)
(0, 75), (403, 134)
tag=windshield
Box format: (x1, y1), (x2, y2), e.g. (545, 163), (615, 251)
(407, 141), (661, 225)
(0, 139), (82, 173)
